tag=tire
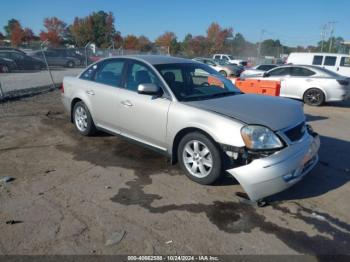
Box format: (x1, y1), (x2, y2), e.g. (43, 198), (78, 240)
(2, 65), (9, 73)
(178, 132), (222, 185)
(73, 101), (97, 136)
(219, 70), (227, 77)
(303, 88), (325, 106)
(66, 61), (75, 68)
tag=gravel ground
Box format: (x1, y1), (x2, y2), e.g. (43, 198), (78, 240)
(0, 91), (349, 255)
(0, 68), (82, 95)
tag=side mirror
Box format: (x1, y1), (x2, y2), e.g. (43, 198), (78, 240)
(137, 83), (162, 96)
(263, 72), (270, 77)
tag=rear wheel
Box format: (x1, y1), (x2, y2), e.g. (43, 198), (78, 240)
(66, 61), (75, 68)
(178, 132), (222, 185)
(303, 88), (325, 106)
(73, 101), (97, 136)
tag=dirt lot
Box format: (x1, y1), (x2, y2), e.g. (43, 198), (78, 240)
(0, 91), (349, 255)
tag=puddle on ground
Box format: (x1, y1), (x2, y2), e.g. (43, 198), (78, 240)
(42, 112), (350, 255)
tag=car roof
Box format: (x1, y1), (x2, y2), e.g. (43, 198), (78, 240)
(108, 55), (194, 65)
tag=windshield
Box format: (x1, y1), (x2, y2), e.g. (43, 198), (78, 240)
(228, 55), (234, 59)
(154, 63), (240, 101)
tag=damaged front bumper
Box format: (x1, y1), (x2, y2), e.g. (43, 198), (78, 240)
(226, 133), (320, 201)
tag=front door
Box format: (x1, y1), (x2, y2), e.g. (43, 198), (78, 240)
(263, 67), (290, 97)
(117, 61), (171, 150)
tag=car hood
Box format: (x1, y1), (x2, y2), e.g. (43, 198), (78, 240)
(185, 94), (305, 131)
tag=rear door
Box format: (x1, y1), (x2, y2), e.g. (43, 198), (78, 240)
(284, 67), (316, 99)
(81, 58), (126, 132)
(338, 56), (350, 77)
(263, 67), (291, 96)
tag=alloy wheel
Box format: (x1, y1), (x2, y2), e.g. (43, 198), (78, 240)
(182, 140), (213, 178)
(74, 106), (88, 132)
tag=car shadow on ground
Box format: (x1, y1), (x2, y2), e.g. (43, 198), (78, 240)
(324, 100), (350, 108)
(267, 135), (350, 202)
(305, 114), (328, 122)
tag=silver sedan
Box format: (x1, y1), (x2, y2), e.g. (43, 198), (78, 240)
(249, 65), (350, 106)
(61, 55), (320, 202)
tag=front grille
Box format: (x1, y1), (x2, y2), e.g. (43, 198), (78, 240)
(284, 122), (306, 142)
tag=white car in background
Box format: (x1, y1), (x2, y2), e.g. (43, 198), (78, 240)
(240, 64), (277, 78)
(249, 65), (350, 106)
(287, 52), (350, 77)
(213, 54), (247, 67)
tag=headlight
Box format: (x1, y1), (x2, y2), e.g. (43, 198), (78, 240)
(241, 125), (283, 150)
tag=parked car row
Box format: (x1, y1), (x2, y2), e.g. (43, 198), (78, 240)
(192, 57), (243, 77)
(0, 47), (89, 73)
(0, 50), (45, 71)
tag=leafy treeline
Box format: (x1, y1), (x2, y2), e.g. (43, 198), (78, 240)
(0, 10), (344, 56)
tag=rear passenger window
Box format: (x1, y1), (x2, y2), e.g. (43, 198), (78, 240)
(81, 64), (98, 80)
(324, 56), (336, 66)
(291, 67), (315, 77)
(340, 57), (350, 67)
(312, 56), (323, 65)
(214, 55), (220, 60)
(94, 60), (125, 87)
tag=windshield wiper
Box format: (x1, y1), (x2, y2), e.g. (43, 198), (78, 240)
(182, 91), (239, 101)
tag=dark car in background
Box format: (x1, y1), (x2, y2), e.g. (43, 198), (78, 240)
(30, 50), (81, 68)
(48, 48), (87, 66)
(0, 57), (17, 73)
(0, 50), (45, 70)
(0, 47), (26, 54)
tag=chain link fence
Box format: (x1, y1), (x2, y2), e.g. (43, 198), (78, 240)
(0, 43), (278, 102)
(0, 45), (169, 101)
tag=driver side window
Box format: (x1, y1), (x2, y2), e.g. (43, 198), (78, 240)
(125, 62), (161, 92)
(268, 67), (291, 76)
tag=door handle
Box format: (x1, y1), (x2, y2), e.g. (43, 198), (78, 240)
(86, 90), (95, 95)
(121, 100), (133, 107)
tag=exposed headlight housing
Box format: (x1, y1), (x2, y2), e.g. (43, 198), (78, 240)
(241, 125), (284, 150)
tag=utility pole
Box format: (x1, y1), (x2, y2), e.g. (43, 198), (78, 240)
(320, 23), (328, 52)
(328, 21), (338, 52)
(257, 29), (265, 61)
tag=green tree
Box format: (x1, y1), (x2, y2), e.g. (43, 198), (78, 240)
(4, 19), (20, 38)
(90, 11), (116, 48)
(70, 11), (116, 48)
(260, 39), (283, 57)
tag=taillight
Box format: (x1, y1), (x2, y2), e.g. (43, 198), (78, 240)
(337, 79), (349, 86)
(60, 83), (64, 93)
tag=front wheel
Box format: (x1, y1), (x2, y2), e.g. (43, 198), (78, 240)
(303, 88), (325, 106)
(178, 132), (222, 185)
(73, 101), (97, 136)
